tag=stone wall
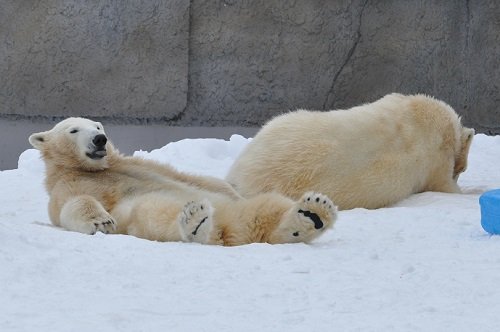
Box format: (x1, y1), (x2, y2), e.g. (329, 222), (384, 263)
(1, 0), (500, 133)
(0, 0), (189, 120)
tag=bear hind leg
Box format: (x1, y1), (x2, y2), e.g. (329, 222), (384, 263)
(177, 199), (214, 244)
(271, 192), (337, 244)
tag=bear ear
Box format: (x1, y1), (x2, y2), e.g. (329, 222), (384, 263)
(462, 127), (475, 144)
(453, 127), (475, 178)
(28, 132), (48, 150)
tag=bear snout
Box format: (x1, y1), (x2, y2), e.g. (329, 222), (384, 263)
(92, 134), (107, 148)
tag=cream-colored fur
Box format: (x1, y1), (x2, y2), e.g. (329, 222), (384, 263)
(30, 117), (337, 245)
(226, 93), (475, 210)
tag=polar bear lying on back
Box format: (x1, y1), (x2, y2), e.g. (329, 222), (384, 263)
(29, 117), (337, 246)
(226, 93), (475, 210)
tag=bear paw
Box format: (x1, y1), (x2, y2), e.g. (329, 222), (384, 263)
(178, 199), (214, 244)
(297, 192), (337, 229)
(89, 215), (117, 235)
(59, 197), (117, 235)
(288, 192), (337, 242)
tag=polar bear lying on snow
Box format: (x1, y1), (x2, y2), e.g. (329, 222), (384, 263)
(226, 93), (475, 210)
(29, 117), (337, 245)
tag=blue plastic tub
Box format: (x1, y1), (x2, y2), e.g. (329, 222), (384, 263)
(479, 189), (500, 235)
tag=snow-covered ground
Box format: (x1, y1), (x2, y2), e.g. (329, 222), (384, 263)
(1, 133), (499, 332)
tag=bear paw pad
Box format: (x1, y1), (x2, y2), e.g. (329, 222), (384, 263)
(298, 192), (337, 229)
(178, 199), (214, 243)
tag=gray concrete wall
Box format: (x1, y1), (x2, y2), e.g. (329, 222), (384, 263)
(0, 0), (189, 119)
(1, 0), (500, 133)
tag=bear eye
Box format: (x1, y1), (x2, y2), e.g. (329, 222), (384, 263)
(96, 126), (101, 130)
(70, 129), (78, 134)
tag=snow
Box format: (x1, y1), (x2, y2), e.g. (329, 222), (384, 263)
(1, 133), (500, 332)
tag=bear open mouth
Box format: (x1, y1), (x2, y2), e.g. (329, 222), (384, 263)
(86, 149), (107, 160)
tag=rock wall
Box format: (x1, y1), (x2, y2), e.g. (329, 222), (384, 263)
(0, 0), (189, 120)
(1, 0), (499, 133)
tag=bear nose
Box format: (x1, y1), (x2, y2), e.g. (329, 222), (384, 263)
(92, 134), (107, 148)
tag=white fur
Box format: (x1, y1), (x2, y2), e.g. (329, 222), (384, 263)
(30, 117), (338, 245)
(226, 93), (475, 210)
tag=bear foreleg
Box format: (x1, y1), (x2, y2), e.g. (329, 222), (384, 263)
(59, 195), (116, 235)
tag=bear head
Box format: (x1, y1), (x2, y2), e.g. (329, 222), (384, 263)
(453, 126), (475, 181)
(29, 117), (114, 171)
